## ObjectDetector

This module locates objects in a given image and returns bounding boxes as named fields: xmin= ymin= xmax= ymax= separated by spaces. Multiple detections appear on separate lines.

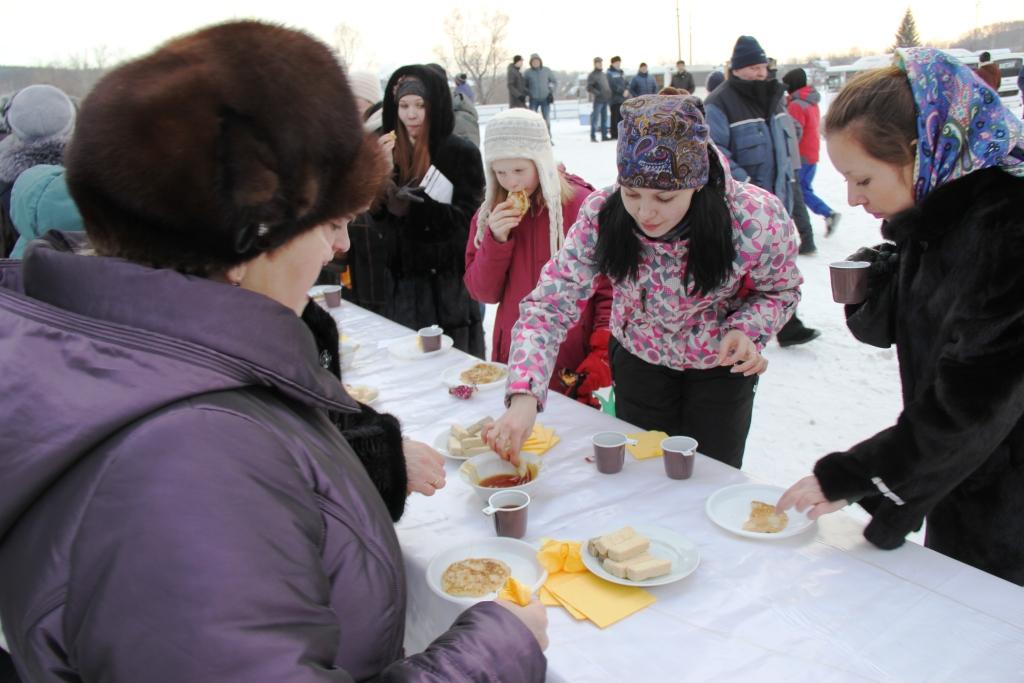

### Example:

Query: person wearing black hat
xmin=507 ymin=54 xmax=528 ymax=108
xmin=607 ymin=56 xmax=628 ymax=139
xmin=705 ymin=35 xmax=820 ymax=347
xmin=783 ymin=67 xmax=841 ymax=238
xmin=670 ymin=60 xmax=696 ymax=94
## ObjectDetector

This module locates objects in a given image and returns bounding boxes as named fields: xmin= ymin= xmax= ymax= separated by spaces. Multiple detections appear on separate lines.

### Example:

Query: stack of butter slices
xmin=588 ymin=526 xmax=671 ymax=581
xmin=447 ymin=417 xmax=495 ymax=457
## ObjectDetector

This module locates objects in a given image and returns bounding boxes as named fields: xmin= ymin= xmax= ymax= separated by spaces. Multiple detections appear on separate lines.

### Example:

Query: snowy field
xmin=478 ymin=91 xmax=1024 ymax=540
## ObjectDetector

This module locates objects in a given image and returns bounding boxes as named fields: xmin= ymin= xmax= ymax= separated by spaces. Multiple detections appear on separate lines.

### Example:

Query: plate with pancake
xmin=581 ymin=524 xmax=700 ymax=587
xmin=426 ymin=537 xmax=548 ymax=605
xmin=705 ymin=483 xmax=815 ymax=540
xmin=441 ymin=362 xmax=508 ymax=390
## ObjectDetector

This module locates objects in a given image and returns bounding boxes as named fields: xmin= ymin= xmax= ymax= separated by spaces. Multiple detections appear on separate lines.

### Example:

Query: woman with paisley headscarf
xmin=481 ymin=95 xmax=802 ymax=470
xmin=779 ymin=49 xmax=1024 ymax=586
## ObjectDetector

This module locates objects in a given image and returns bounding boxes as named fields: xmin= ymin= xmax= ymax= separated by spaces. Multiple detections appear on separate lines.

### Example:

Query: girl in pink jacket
xmin=464 ymin=108 xmax=613 ymax=406
xmin=483 ymin=95 xmax=802 ymax=468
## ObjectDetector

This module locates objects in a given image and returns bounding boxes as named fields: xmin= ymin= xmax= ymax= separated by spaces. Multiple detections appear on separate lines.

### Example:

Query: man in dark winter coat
xmin=705 ymin=35 xmax=819 ymax=346
xmin=670 ymin=60 xmax=696 ymax=93
xmin=607 ymin=55 xmax=627 ymax=139
xmin=627 ymin=62 xmax=658 ymax=96
xmin=586 ymin=57 xmax=612 ymax=142
xmin=508 ymin=54 xmax=528 ymax=107
xmin=524 ymin=53 xmax=557 ymax=134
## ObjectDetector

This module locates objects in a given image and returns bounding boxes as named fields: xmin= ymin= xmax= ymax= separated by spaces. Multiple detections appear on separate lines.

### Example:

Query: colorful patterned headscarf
xmin=896 ymin=47 xmax=1024 ymax=202
xmin=617 ymin=95 xmax=709 ymax=190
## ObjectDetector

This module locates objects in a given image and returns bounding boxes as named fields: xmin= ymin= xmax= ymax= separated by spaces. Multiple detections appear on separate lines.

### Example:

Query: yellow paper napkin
xmin=544 ymin=572 xmax=655 ymax=628
xmin=521 ymin=423 xmax=559 ymax=455
xmin=537 ymin=539 xmax=586 ymax=574
xmin=541 ymin=576 xmax=587 ymax=619
xmin=626 ymin=431 xmax=669 ymax=460
xmin=498 ymin=577 xmax=532 ymax=606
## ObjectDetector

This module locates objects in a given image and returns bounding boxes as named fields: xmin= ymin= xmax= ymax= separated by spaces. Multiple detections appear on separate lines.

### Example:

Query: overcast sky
xmin=3 ymin=0 xmax=1021 ymax=74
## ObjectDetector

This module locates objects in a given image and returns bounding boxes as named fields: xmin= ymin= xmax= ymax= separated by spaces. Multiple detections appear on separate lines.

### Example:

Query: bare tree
xmin=436 ymin=9 xmax=509 ymax=105
xmin=334 ymin=23 xmax=362 ymax=69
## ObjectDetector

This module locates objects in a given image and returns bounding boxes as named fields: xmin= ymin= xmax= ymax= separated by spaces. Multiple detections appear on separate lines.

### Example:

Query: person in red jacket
xmin=782 ymin=68 xmax=840 ymax=236
xmin=465 ymin=108 xmax=612 ymax=407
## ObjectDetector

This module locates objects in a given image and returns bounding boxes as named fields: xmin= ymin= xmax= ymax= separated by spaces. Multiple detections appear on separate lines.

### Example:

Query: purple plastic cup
xmin=661 ymin=436 xmax=698 ymax=480
xmin=483 ymin=490 xmax=530 ymax=539
xmin=418 ymin=325 xmax=443 ymax=352
xmin=322 ymin=285 xmax=342 ymax=308
xmin=592 ymin=431 xmax=636 ymax=474
xmin=829 ymin=261 xmax=871 ymax=304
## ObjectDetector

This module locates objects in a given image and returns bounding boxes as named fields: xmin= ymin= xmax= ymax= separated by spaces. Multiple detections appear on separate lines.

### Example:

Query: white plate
xmin=705 ymin=483 xmax=815 ymax=539
xmin=386 ymin=334 xmax=454 ymax=360
xmin=433 ymin=428 xmax=466 ymax=460
xmin=581 ymin=525 xmax=700 ymax=587
xmin=441 ymin=362 xmax=508 ymax=390
xmin=426 ymin=537 xmax=548 ymax=606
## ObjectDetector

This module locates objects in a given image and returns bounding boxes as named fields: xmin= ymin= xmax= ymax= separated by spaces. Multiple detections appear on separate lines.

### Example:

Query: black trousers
xmin=610 ymin=338 xmax=757 ymax=468
xmin=610 ymin=103 xmax=623 ymax=139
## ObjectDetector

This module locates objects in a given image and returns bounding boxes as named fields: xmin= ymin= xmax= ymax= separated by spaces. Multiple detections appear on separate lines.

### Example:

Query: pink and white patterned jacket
xmin=506 ymin=177 xmax=802 ymax=408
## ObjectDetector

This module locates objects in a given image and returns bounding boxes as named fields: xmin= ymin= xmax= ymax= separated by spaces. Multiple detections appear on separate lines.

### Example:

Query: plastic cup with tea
xmin=418 ymin=325 xmax=443 ymax=352
xmin=482 ymin=490 xmax=530 ymax=538
xmin=661 ymin=436 xmax=698 ymax=480
xmin=591 ymin=431 xmax=637 ymax=474
xmin=829 ymin=261 xmax=871 ymax=304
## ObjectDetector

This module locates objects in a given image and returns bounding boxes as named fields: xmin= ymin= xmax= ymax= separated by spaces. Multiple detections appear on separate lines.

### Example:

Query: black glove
xmin=386 ymin=183 xmax=426 ymax=217
xmin=848 ymin=243 xmax=899 ymax=292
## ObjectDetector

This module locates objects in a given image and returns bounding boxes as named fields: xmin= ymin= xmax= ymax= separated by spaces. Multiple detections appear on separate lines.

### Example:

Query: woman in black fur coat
xmin=372 ymin=64 xmax=486 ymax=358
xmin=779 ymin=49 xmax=1024 ymax=585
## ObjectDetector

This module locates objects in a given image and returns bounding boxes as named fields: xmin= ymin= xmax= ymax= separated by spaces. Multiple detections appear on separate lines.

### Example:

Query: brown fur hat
xmin=66 ymin=21 xmax=389 ymax=274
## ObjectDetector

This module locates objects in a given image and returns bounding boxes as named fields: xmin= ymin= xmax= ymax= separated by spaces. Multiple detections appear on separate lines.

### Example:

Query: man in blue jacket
xmin=705 ymin=35 xmax=818 ymax=346
xmin=627 ymin=63 xmax=658 ymax=96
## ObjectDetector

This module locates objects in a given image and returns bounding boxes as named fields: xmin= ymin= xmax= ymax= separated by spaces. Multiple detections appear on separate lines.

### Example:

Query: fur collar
xmin=882 ymin=167 xmax=1019 ymax=244
xmin=0 ymin=135 xmax=67 ymax=183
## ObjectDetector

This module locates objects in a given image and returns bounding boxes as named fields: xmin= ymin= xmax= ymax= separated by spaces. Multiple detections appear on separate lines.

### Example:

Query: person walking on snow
xmin=587 ymin=57 xmax=612 ymax=142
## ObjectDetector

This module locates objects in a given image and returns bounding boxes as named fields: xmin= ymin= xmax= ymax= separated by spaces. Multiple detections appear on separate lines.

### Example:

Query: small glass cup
xmin=482 ymin=490 xmax=530 ymax=538
xmin=418 ymin=325 xmax=443 ymax=352
xmin=661 ymin=436 xmax=698 ymax=480
xmin=592 ymin=431 xmax=637 ymax=474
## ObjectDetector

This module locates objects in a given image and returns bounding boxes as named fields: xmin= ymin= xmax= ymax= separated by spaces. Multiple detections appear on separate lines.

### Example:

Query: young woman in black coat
xmin=374 ymin=64 xmax=486 ymax=358
xmin=779 ymin=49 xmax=1024 ymax=585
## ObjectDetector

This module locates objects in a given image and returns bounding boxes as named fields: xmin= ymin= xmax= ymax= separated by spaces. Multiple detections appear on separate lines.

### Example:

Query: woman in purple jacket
xmin=0 ymin=21 xmax=547 ymax=682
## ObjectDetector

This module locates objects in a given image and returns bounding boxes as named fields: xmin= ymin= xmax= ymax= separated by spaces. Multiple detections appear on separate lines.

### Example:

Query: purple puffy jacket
xmin=0 ymin=239 xmax=545 ymax=682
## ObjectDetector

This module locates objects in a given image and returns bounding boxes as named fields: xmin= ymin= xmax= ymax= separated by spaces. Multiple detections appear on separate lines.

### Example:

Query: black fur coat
xmin=816 ymin=168 xmax=1024 ymax=585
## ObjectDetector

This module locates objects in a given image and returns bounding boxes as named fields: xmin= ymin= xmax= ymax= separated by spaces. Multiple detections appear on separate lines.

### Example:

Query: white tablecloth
xmin=333 ymin=302 xmax=1024 ymax=683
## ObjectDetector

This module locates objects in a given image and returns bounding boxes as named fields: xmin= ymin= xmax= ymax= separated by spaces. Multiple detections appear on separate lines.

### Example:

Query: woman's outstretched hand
xmin=481 ymin=394 xmax=538 ymax=466
xmin=718 ymin=329 xmax=768 ymax=376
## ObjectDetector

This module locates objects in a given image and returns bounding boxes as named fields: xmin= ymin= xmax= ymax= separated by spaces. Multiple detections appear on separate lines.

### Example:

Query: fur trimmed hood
xmin=381 ymin=64 xmax=455 ymax=157
xmin=0 ymin=135 xmax=68 ymax=184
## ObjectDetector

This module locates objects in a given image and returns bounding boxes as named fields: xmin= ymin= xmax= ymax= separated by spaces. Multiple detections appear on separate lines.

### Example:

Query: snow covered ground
xmin=480 ymin=92 xmax=931 ymax=537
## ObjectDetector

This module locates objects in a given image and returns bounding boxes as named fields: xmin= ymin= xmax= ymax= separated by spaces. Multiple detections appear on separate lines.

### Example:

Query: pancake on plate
xmin=442 ymin=557 xmax=511 ymax=597
xmin=459 ymin=363 xmax=506 ymax=385
xmin=742 ymin=500 xmax=788 ymax=533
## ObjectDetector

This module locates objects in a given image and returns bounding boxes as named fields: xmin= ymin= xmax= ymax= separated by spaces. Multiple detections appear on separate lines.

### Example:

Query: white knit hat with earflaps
xmin=475 ymin=108 xmax=563 ymax=256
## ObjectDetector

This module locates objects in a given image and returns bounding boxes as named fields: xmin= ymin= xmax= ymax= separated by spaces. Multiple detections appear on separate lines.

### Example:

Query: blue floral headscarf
xmin=896 ymin=47 xmax=1024 ymax=202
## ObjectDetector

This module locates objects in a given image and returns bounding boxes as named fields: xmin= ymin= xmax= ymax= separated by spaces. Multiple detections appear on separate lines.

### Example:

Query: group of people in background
xmin=1 ymin=20 xmax=1023 ymax=683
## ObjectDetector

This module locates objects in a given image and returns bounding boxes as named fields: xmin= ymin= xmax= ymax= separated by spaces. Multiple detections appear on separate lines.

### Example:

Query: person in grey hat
xmin=0 ymin=84 xmax=76 ymax=256
xmin=586 ymin=57 xmax=612 ymax=142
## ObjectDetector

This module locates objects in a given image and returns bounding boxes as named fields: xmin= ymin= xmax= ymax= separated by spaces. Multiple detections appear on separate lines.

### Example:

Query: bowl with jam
xmin=458 ymin=451 xmax=543 ymax=502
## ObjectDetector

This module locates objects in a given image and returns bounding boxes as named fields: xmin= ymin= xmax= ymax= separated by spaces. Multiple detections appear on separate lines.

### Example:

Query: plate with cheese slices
xmin=705 ymin=483 xmax=815 ymax=539
xmin=433 ymin=417 xmax=495 ymax=460
xmin=581 ymin=525 xmax=700 ymax=587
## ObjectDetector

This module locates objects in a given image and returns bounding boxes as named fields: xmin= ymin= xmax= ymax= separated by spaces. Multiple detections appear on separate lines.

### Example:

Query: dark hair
xmin=979 ymin=51 xmax=991 ymax=62
xmin=639 ymin=62 xmax=648 ymax=68
xmin=594 ymin=151 xmax=734 ymax=294
xmin=513 ymin=54 xmax=523 ymax=63
xmin=611 ymin=55 xmax=621 ymax=63
xmin=824 ymin=66 xmax=917 ymax=168
xmin=676 ymin=60 xmax=685 ymax=66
